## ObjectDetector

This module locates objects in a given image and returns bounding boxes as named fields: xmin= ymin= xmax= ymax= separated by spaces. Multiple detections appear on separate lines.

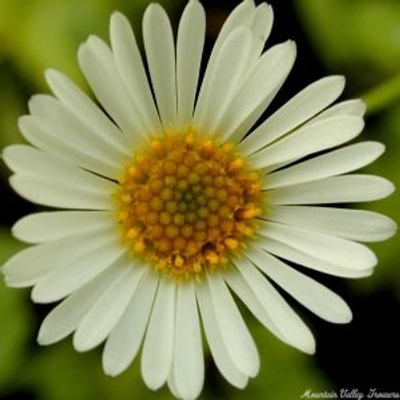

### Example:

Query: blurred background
xmin=0 ymin=0 xmax=399 ymax=399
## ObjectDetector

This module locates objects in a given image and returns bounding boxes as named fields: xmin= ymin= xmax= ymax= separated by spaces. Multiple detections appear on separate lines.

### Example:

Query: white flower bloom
xmin=2 ymin=1 xmax=397 ymax=399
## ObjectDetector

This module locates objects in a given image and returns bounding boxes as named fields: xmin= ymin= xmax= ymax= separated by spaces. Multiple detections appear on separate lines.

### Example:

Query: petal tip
xmin=44 ymin=68 xmax=59 ymax=82
xmin=388 ymin=219 xmax=398 ymax=238
xmin=110 ymin=10 xmax=130 ymax=32
xmin=303 ymin=336 xmax=316 ymax=355
xmin=144 ymin=2 xmax=165 ymax=19
xmin=72 ymin=334 xmax=92 ymax=353
xmin=37 ymin=329 xmax=55 ymax=346
xmin=102 ymin=362 xmax=121 ymax=378
xmin=341 ymin=311 xmax=353 ymax=325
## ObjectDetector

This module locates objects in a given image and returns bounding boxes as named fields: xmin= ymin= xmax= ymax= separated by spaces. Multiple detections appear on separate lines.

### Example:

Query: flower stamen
xmin=115 ymin=128 xmax=263 ymax=281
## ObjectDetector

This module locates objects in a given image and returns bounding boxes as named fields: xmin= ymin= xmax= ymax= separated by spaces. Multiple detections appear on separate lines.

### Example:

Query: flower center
xmin=115 ymin=127 xmax=263 ymax=281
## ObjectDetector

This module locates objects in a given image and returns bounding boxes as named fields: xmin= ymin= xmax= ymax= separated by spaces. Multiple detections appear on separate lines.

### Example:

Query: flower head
xmin=2 ymin=1 xmax=396 ymax=399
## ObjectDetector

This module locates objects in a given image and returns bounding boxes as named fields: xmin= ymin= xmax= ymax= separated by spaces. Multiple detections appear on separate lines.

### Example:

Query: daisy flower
xmin=2 ymin=1 xmax=397 ymax=399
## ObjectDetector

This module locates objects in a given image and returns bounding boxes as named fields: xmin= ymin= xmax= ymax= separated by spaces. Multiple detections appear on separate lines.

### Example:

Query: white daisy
xmin=2 ymin=1 xmax=397 ymax=399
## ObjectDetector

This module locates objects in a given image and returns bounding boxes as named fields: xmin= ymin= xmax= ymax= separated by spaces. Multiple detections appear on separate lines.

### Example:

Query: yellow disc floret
xmin=115 ymin=127 xmax=263 ymax=281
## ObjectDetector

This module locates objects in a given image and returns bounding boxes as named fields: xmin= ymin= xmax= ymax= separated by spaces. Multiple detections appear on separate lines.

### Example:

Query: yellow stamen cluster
xmin=115 ymin=128 xmax=263 ymax=281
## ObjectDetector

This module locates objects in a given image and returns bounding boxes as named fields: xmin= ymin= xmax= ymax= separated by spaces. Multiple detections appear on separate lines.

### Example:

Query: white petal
xmin=245 ymin=3 xmax=274 ymax=71
xmin=31 ymin=231 xmax=126 ymax=303
xmin=73 ymin=262 xmax=146 ymax=352
xmin=103 ymin=273 xmax=158 ymax=376
xmin=142 ymin=4 xmax=177 ymax=127
xmin=26 ymin=94 xmax=125 ymax=178
xmin=258 ymin=220 xmax=377 ymax=271
xmin=268 ymin=174 xmax=395 ymax=205
xmin=37 ymin=261 xmax=124 ymax=345
xmin=233 ymin=255 xmax=316 ymax=354
xmin=208 ymin=0 xmax=255 ymax=58
xmin=176 ymin=0 xmax=206 ymax=126
xmin=78 ymin=36 xmax=148 ymax=147
xmin=309 ymin=99 xmax=366 ymax=123
xmin=248 ymin=115 xmax=364 ymax=169
xmin=29 ymin=95 xmax=127 ymax=178
xmin=218 ymin=40 xmax=296 ymax=144
xmin=3 ymin=232 xmax=104 ymax=288
xmin=238 ymin=75 xmax=346 ymax=156
xmin=263 ymin=141 xmax=385 ymax=189
xmin=3 ymin=145 xmax=113 ymax=189
xmin=172 ymin=280 xmax=204 ymax=400
xmin=167 ymin=372 xmax=180 ymax=400
xmin=194 ymin=27 xmax=253 ymax=135
xmin=195 ymin=281 xmax=249 ymax=389
xmin=45 ymin=69 xmax=130 ymax=153
xmin=266 ymin=100 xmax=365 ymax=163
xmin=194 ymin=0 xmax=255 ymax=120
xmin=141 ymin=277 xmax=175 ymax=390
xmin=2 ymin=242 xmax=59 ymax=288
xmin=9 ymin=175 xmax=111 ymax=210
xmin=246 ymin=247 xmax=352 ymax=323
xmin=268 ymin=205 xmax=397 ymax=242
xmin=206 ymin=272 xmax=259 ymax=377
xmin=258 ymin=237 xmax=374 ymax=279
xmin=4 ymin=145 xmax=114 ymax=210
xmin=19 ymin=115 xmax=120 ymax=180
xmin=224 ymin=269 xmax=285 ymax=341
xmin=110 ymin=12 xmax=161 ymax=133
xmin=12 ymin=211 xmax=113 ymax=244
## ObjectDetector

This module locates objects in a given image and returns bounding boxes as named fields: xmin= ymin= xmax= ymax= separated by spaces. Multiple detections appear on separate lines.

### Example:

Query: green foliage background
xmin=0 ymin=1 xmax=399 ymax=399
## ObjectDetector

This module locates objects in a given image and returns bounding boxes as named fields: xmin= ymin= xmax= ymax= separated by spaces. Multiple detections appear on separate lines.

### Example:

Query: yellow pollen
xmin=235 ymin=205 xmax=261 ymax=220
xmin=204 ymin=249 xmax=219 ymax=264
xmin=224 ymin=237 xmax=239 ymax=250
xmin=228 ymin=158 xmax=245 ymax=173
xmin=115 ymin=129 xmax=263 ymax=281
xmin=174 ymin=255 xmax=184 ymax=268
xmin=126 ymin=228 xmax=139 ymax=240
xmin=127 ymin=166 xmax=138 ymax=177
